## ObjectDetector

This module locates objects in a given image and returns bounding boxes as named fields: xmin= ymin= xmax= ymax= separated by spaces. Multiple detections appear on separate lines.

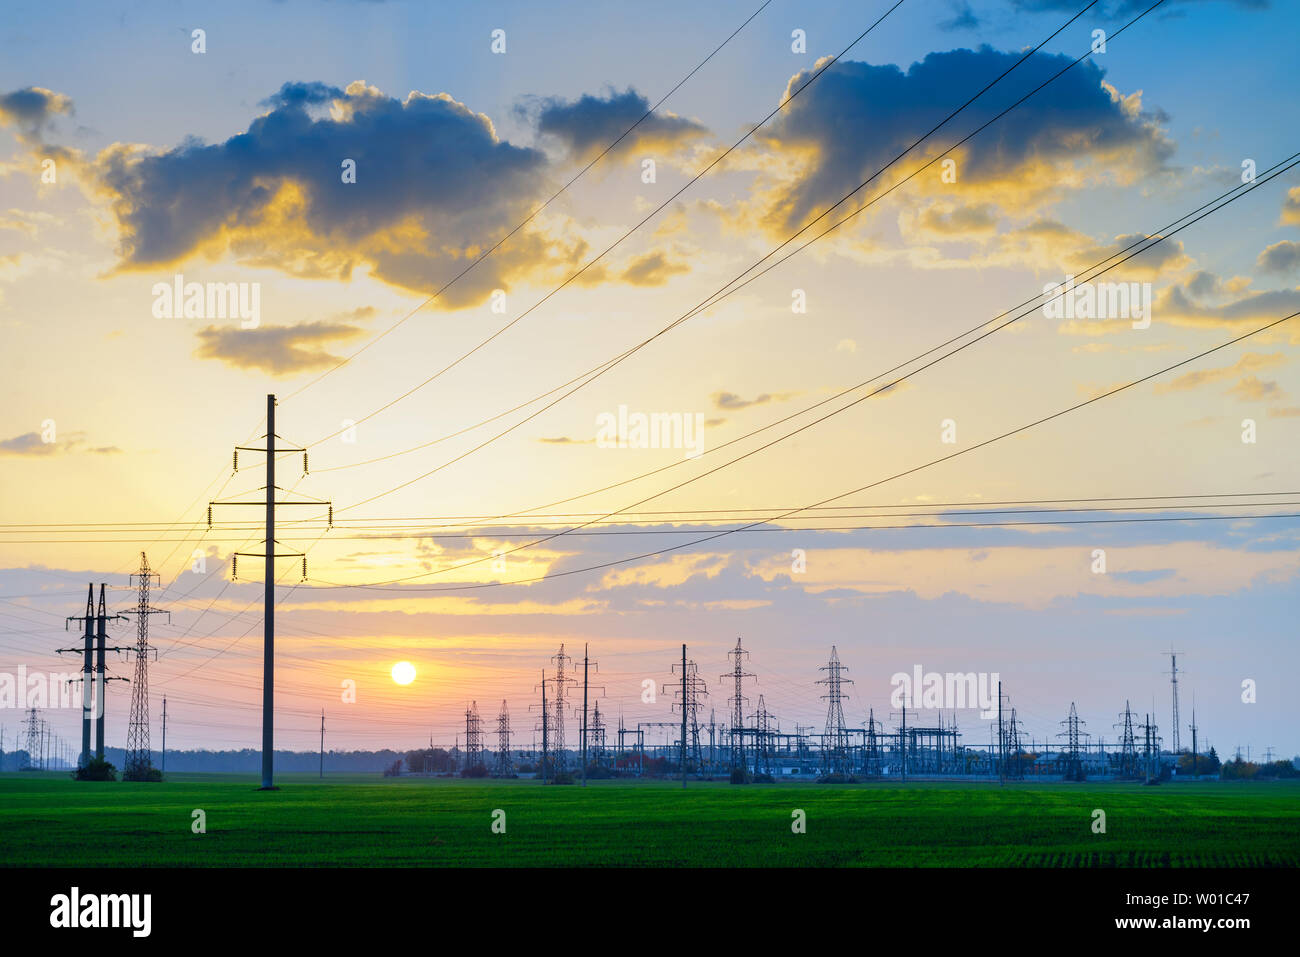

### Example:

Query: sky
xmin=0 ymin=0 xmax=1297 ymax=761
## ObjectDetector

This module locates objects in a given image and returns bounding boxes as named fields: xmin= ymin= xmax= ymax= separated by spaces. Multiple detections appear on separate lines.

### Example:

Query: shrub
xmin=72 ymin=758 xmax=117 ymax=781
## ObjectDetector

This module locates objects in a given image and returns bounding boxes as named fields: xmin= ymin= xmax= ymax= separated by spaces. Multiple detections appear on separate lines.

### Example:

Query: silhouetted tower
xmin=124 ymin=554 xmax=168 ymax=780
xmin=464 ymin=700 xmax=484 ymax=771
xmin=1188 ymin=698 xmax=1199 ymax=776
xmin=749 ymin=695 xmax=776 ymax=774
xmin=21 ymin=707 xmax=39 ymax=770
xmin=671 ymin=654 xmax=708 ymax=774
xmin=1138 ymin=713 xmax=1161 ymax=782
xmin=493 ymin=700 xmax=512 ymax=776
xmin=721 ymin=637 xmax=755 ymax=771
xmin=863 ymin=708 xmax=883 ymax=776
xmin=1165 ymin=648 xmax=1183 ymax=753
xmin=529 ymin=672 xmax=550 ymax=783
xmin=1115 ymin=701 xmax=1138 ymax=777
xmin=550 ymin=645 xmax=574 ymax=771
xmin=817 ymin=646 xmax=853 ymax=773
xmin=1057 ymin=702 xmax=1088 ymax=781
xmin=1006 ymin=707 xmax=1024 ymax=779
xmin=589 ymin=701 xmax=606 ymax=768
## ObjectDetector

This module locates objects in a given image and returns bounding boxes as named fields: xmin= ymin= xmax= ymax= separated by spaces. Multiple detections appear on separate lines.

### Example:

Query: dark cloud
xmin=194 ymin=320 xmax=366 ymax=375
xmin=1257 ymin=240 xmax=1300 ymax=275
xmin=0 ymin=86 xmax=73 ymax=139
xmin=530 ymin=88 xmax=707 ymax=161
xmin=621 ymin=251 xmax=689 ymax=286
xmin=939 ymin=1 xmax=981 ymax=31
xmin=0 ymin=430 xmax=113 ymax=456
xmin=95 ymin=81 xmax=555 ymax=306
xmin=711 ymin=390 xmax=798 ymax=411
xmin=1012 ymin=0 xmax=1266 ymax=12
xmin=758 ymin=48 xmax=1172 ymax=231
xmin=0 ymin=432 xmax=55 ymax=456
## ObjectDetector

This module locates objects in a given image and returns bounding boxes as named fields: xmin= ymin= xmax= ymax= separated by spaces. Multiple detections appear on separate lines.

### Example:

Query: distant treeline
xmin=0 ymin=747 xmax=406 ymax=773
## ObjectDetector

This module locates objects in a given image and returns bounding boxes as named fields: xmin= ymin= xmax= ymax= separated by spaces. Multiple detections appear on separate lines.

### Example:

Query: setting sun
xmin=390 ymin=661 xmax=417 ymax=686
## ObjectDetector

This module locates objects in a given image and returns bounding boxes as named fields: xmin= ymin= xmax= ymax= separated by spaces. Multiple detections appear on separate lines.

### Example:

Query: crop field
xmin=1 ymin=773 xmax=1296 ymax=867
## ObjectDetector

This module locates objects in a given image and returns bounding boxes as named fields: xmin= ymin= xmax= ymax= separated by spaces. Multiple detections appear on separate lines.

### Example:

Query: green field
xmin=1 ymin=773 xmax=1296 ymax=867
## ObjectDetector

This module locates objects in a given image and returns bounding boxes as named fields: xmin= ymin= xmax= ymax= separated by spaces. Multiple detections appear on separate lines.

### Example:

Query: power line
xmin=308 ymin=0 xmax=1111 ymax=497
xmin=7 ymin=503 xmax=1300 ymax=543
xmin=281 ymin=0 xmax=776 ymax=403
xmin=8 ymin=488 xmax=1300 ymax=528
xmin=306 ymin=151 xmax=1297 ymax=589
xmin=309 ymin=306 xmax=1300 ymax=591
xmin=294 ymin=0 xmax=913 ymax=451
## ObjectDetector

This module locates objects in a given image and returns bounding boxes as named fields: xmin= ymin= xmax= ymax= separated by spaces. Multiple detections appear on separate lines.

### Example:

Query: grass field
xmin=1 ymin=773 xmax=1296 ymax=867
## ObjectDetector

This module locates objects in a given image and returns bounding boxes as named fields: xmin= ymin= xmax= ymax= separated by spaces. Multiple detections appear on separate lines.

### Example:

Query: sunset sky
xmin=1 ymin=0 xmax=1297 ymax=760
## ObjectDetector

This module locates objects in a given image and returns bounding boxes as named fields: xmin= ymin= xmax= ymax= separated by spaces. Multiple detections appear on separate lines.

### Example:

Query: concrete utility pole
xmin=582 ymin=646 xmax=588 ymax=787
xmin=319 ymin=710 xmax=325 ymax=779
xmin=262 ymin=394 xmax=276 ymax=790
xmin=161 ymin=697 xmax=167 ymax=775
xmin=75 ymin=585 xmax=93 ymax=767
xmin=59 ymin=585 xmax=127 ymax=765
xmin=211 ymin=394 xmax=328 ymax=791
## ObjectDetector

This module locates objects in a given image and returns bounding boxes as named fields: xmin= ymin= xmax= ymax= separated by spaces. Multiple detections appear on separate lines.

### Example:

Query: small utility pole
xmin=161 ymin=696 xmax=167 ymax=775
xmin=319 ymin=710 xmax=325 ymax=779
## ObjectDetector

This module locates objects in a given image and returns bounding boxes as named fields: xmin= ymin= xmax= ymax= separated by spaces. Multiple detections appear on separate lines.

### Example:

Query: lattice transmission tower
xmin=495 ymin=700 xmax=512 ymax=776
xmin=863 ymin=707 xmax=883 ymax=776
xmin=749 ymin=695 xmax=776 ymax=775
xmin=1057 ymin=702 xmax=1089 ymax=781
xmin=550 ymin=645 xmax=574 ymax=771
xmin=21 ymin=707 xmax=40 ymax=770
xmin=1115 ymin=701 xmax=1139 ymax=777
xmin=817 ymin=646 xmax=853 ymax=774
xmin=464 ymin=700 xmax=484 ymax=772
xmin=671 ymin=654 xmax=708 ymax=773
xmin=124 ymin=553 xmax=168 ymax=780
xmin=721 ymin=637 xmax=755 ymax=771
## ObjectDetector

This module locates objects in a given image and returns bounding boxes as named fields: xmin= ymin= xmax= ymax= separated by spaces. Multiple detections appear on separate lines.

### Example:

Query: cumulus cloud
xmin=754 ymin=49 xmax=1172 ymax=235
xmin=91 ymin=81 xmax=571 ymax=306
xmin=0 ymin=86 xmax=73 ymax=141
xmin=1154 ymin=351 xmax=1285 ymax=393
xmin=530 ymin=88 xmax=707 ymax=162
xmin=1282 ymin=186 xmax=1300 ymax=226
xmin=1153 ymin=276 xmax=1300 ymax=334
xmin=194 ymin=319 xmax=367 ymax=375
xmin=621 ymin=251 xmax=689 ymax=286
xmin=1257 ymin=240 xmax=1300 ymax=275
xmin=1225 ymin=374 xmax=1286 ymax=402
